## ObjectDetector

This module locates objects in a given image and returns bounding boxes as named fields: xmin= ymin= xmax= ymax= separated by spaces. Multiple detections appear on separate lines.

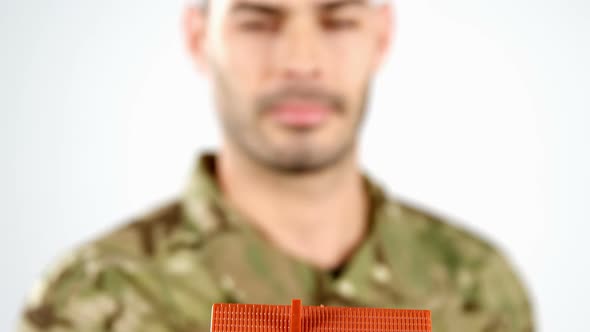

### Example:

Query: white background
xmin=1 ymin=0 xmax=588 ymax=331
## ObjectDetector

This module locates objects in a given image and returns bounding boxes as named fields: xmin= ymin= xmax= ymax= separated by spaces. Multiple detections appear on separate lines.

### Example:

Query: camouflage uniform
xmin=18 ymin=154 xmax=534 ymax=332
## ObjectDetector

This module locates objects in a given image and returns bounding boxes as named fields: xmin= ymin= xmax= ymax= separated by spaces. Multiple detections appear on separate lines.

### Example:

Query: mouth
xmin=268 ymin=101 xmax=335 ymax=129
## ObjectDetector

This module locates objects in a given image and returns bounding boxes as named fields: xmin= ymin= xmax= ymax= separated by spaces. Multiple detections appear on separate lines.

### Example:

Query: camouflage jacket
xmin=18 ymin=154 xmax=534 ymax=332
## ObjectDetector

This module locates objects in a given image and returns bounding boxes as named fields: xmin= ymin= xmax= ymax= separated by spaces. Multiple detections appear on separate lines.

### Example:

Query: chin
xmin=259 ymin=144 xmax=351 ymax=174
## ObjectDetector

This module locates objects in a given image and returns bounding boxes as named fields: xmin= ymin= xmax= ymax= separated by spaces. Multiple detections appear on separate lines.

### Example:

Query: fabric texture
xmin=18 ymin=153 xmax=534 ymax=332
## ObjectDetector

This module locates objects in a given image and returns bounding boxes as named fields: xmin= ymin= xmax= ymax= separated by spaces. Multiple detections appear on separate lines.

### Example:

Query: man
xmin=18 ymin=0 xmax=534 ymax=331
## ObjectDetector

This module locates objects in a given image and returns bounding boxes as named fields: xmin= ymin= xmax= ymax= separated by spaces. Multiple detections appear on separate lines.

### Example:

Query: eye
xmin=238 ymin=19 xmax=280 ymax=33
xmin=323 ymin=18 xmax=360 ymax=31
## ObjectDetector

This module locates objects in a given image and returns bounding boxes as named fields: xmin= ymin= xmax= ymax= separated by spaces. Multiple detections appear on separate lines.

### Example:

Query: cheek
xmin=328 ymin=34 xmax=375 ymax=81
xmin=324 ymin=35 xmax=375 ymax=112
xmin=225 ymin=34 xmax=273 ymax=89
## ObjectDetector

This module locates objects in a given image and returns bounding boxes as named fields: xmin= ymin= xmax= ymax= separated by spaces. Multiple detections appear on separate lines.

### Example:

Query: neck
xmin=217 ymin=143 xmax=369 ymax=270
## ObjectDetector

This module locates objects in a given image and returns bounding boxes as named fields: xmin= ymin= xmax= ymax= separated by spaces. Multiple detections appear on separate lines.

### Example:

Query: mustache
xmin=256 ymin=86 xmax=346 ymax=115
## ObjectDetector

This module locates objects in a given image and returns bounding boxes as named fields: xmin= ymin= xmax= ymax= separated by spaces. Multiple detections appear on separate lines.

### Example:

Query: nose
xmin=276 ymin=18 xmax=323 ymax=82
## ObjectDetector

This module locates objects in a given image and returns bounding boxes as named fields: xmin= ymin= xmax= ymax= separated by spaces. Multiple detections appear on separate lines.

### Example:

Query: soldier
xmin=18 ymin=0 xmax=534 ymax=331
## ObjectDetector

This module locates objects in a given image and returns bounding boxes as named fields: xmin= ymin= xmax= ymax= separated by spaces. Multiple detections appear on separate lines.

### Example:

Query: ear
xmin=371 ymin=4 xmax=394 ymax=72
xmin=183 ymin=5 xmax=209 ymax=73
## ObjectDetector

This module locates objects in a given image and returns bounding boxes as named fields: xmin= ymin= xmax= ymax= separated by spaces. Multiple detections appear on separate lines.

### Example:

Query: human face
xmin=185 ymin=0 xmax=392 ymax=173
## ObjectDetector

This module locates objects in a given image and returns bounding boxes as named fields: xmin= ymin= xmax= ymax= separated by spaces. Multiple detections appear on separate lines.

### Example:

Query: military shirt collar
xmin=181 ymin=152 xmax=389 ymax=233
xmin=180 ymin=152 xmax=396 ymax=305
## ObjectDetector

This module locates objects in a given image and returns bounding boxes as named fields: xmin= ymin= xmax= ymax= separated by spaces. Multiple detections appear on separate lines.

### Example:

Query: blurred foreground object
xmin=211 ymin=299 xmax=432 ymax=332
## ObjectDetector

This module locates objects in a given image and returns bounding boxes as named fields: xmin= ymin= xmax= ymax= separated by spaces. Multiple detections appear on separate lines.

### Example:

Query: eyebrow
xmin=230 ymin=0 xmax=368 ymax=16
xmin=318 ymin=0 xmax=367 ymax=11
xmin=230 ymin=1 xmax=285 ymax=16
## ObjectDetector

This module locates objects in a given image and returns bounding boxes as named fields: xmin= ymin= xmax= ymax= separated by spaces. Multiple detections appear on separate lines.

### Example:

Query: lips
xmin=269 ymin=102 xmax=334 ymax=128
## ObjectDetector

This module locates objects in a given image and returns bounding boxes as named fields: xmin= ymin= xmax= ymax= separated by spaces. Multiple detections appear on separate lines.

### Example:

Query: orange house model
xmin=211 ymin=299 xmax=432 ymax=332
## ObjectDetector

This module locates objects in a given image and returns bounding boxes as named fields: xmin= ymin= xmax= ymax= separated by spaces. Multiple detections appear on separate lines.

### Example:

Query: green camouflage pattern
xmin=18 ymin=154 xmax=534 ymax=332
